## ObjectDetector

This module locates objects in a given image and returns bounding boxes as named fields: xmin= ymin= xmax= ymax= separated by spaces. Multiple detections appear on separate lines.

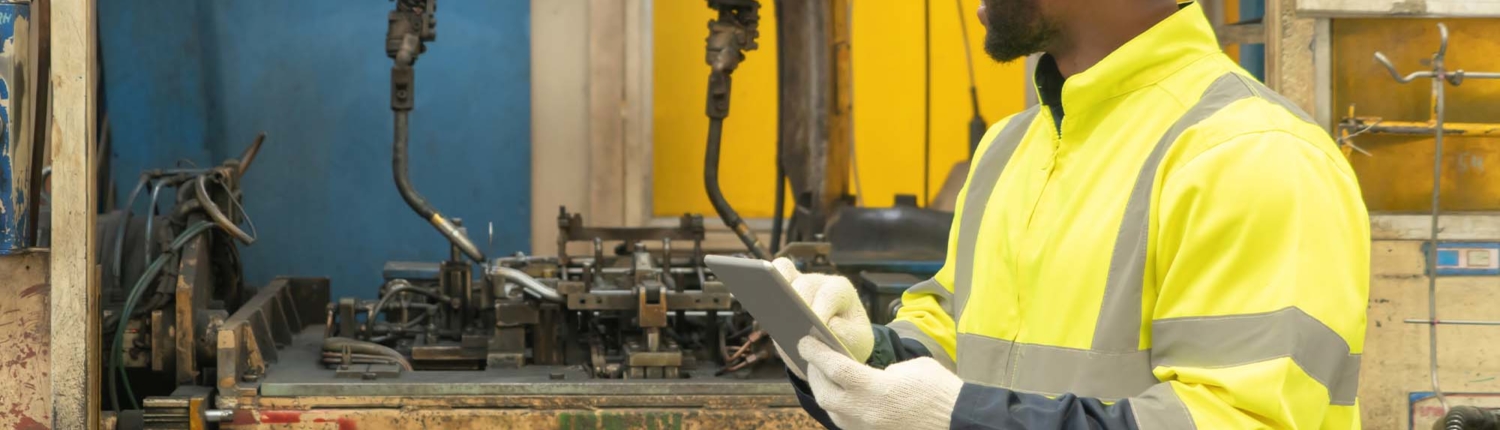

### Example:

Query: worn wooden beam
xmin=621 ymin=0 xmax=653 ymax=227
xmin=1297 ymin=0 xmax=1500 ymax=17
xmin=588 ymin=0 xmax=627 ymax=227
xmin=529 ymin=0 xmax=591 ymax=254
xmin=0 ymin=252 xmax=52 ymax=429
xmin=1264 ymin=0 xmax=1318 ymax=115
xmin=49 ymin=0 xmax=98 ymax=428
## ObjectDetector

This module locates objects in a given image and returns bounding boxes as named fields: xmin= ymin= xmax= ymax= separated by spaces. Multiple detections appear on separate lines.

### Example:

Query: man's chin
xmin=983 ymin=41 xmax=1036 ymax=63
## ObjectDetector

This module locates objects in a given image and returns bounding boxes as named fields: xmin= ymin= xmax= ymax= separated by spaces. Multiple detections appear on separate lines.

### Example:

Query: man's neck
xmin=1046 ymin=0 xmax=1181 ymax=77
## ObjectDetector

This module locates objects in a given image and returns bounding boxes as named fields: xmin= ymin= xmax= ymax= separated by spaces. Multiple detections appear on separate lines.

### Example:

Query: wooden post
xmin=621 ymin=0 xmax=652 ymax=227
xmin=588 ymin=0 xmax=627 ymax=227
xmin=49 ymin=0 xmax=97 ymax=428
xmin=1264 ymin=0 xmax=1317 ymax=114
xmin=529 ymin=0 xmax=591 ymax=255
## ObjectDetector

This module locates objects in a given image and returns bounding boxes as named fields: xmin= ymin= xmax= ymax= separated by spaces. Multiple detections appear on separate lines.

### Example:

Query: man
xmin=779 ymin=0 xmax=1369 ymax=428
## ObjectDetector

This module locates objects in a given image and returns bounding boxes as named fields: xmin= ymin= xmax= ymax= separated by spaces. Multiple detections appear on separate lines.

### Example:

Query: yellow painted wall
xmin=653 ymin=0 xmax=1030 ymax=217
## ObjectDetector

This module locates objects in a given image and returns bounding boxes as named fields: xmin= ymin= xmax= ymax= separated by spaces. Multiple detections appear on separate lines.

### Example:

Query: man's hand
xmin=770 ymin=258 xmax=875 ymax=366
xmin=799 ymin=336 xmax=962 ymax=430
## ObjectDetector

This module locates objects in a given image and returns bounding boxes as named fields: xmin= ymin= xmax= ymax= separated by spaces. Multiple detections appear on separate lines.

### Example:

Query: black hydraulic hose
xmin=770 ymin=0 xmax=787 ymax=256
xmin=705 ymin=118 xmax=769 ymax=260
xmin=393 ymin=111 xmax=485 ymax=262
xmin=771 ymin=160 xmax=786 ymax=255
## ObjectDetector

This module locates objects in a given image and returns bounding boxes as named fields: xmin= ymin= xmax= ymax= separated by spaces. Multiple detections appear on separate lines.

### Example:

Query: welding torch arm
xmin=392 ymin=110 xmax=484 ymax=262
xmin=388 ymin=25 xmax=485 ymax=263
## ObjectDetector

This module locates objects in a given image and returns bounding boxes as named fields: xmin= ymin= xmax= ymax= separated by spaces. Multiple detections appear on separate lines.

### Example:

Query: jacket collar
xmin=1035 ymin=2 xmax=1221 ymax=121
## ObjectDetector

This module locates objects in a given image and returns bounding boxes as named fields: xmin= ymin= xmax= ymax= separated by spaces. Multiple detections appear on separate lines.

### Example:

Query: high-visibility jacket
xmin=886 ymin=3 xmax=1369 ymax=429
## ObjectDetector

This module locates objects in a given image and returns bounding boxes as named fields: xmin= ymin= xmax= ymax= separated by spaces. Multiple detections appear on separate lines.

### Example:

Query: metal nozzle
xmin=430 ymin=214 xmax=485 ymax=262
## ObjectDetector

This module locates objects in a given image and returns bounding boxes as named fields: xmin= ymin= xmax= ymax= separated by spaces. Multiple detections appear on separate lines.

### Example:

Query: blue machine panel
xmin=1424 ymin=242 xmax=1500 ymax=276
xmin=100 ymin=2 xmax=533 ymax=298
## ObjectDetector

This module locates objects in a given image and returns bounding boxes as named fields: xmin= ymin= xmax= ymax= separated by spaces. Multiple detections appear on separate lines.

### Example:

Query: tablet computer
xmin=704 ymin=255 xmax=855 ymax=376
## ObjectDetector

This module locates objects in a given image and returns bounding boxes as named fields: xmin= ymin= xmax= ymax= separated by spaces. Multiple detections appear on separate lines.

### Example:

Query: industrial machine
xmin=96 ymin=134 xmax=266 ymax=425
xmin=91 ymin=0 xmax=959 ymax=427
xmin=98 ymin=1 xmax=824 ymax=428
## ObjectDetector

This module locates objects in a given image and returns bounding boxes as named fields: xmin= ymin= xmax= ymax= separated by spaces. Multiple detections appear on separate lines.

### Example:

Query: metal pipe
xmin=203 ymin=409 xmax=235 ymax=423
xmin=321 ymin=337 xmax=413 ymax=371
xmin=237 ymin=132 xmax=265 ymax=178
xmin=1405 ymin=319 xmax=1500 ymax=326
xmin=771 ymin=0 xmax=788 ymax=256
xmin=1342 ymin=121 xmax=1500 ymax=136
xmin=195 ymin=175 xmax=255 ymax=244
xmin=371 ymin=280 xmax=455 ymax=318
xmin=491 ymin=266 xmax=565 ymax=303
xmin=563 ymin=267 xmax=707 ymax=275
xmin=705 ymin=118 xmax=769 ymax=259
xmin=772 ymin=148 xmax=787 ymax=255
xmin=1458 ymin=71 xmax=1500 ymax=80
xmin=1427 ymin=30 xmax=1449 ymax=410
xmin=1365 ymin=23 xmax=1500 ymax=411
xmin=393 ymin=110 xmax=485 ymax=262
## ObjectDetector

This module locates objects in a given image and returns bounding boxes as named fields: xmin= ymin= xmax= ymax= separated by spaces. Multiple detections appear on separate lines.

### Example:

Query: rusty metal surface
xmin=225 ymin=407 xmax=821 ymax=430
xmin=0 ymin=251 xmax=50 ymax=429
xmin=217 ymin=278 xmax=330 ymax=408
xmin=257 ymin=328 xmax=797 ymax=398
xmin=174 ymin=235 xmax=209 ymax=384
xmin=565 ymin=290 xmax=732 ymax=311
xmin=1335 ymin=18 xmax=1500 ymax=211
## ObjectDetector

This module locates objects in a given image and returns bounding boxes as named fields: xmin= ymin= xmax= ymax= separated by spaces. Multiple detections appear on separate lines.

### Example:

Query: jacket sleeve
xmin=951 ymin=131 xmax=1368 ymax=429
xmin=884 ymin=116 xmax=1020 ymax=371
xmin=1131 ymin=130 xmax=1367 ymax=428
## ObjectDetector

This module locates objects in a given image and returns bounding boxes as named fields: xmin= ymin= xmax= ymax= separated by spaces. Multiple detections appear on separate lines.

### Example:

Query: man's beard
xmin=982 ymin=0 xmax=1061 ymax=62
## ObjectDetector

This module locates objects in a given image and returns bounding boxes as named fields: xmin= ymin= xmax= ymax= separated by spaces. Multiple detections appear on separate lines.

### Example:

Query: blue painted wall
xmin=100 ymin=2 xmax=532 ymax=298
xmin=1239 ymin=0 xmax=1266 ymax=81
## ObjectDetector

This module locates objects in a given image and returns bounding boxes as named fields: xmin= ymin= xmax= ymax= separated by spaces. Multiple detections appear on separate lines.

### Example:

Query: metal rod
xmin=563 ymin=267 xmax=708 ymax=275
xmin=195 ymin=175 xmax=255 ymax=244
xmin=1404 ymin=319 xmax=1500 ymax=326
xmin=1427 ymin=30 xmax=1448 ymax=409
xmin=491 ymin=266 xmax=565 ymax=303
xmin=1342 ymin=121 xmax=1500 ymax=136
xmin=1367 ymin=23 xmax=1498 ymax=411
xmin=1459 ymin=72 xmax=1500 ymax=80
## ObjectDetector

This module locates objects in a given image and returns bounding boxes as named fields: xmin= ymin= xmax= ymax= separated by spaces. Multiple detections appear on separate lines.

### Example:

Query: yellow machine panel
xmin=1336 ymin=19 xmax=1500 ymax=211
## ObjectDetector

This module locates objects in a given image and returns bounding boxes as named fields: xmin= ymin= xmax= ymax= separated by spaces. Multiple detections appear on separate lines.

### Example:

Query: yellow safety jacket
xmin=889 ymin=3 xmax=1369 ymax=429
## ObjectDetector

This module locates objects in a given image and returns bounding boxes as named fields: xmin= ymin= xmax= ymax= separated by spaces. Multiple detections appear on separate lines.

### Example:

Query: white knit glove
xmin=770 ymin=258 xmax=875 ymax=378
xmin=799 ymin=336 xmax=963 ymax=430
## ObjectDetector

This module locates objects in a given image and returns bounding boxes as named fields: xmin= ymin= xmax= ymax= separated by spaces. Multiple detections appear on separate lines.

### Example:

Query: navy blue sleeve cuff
xmin=951 ymin=383 xmax=1138 ymax=430
xmin=789 ymin=369 xmax=843 ymax=430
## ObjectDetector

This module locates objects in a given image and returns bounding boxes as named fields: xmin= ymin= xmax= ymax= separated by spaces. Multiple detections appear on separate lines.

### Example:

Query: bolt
xmin=363 ymin=372 xmax=379 ymax=380
xmin=241 ymin=373 xmax=260 ymax=382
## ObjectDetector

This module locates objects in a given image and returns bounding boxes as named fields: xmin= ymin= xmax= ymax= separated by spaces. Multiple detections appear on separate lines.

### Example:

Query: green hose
xmin=111 ymin=221 xmax=215 ymax=410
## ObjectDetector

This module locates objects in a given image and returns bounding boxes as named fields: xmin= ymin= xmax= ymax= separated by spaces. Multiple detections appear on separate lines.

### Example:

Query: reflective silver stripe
xmin=1153 ymin=307 xmax=1362 ymax=405
xmin=1092 ymin=73 xmax=1264 ymax=352
xmin=953 ymin=107 xmax=1041 ymax=322
xmin=945 ymin=72 xmax=1350 ymax=411
xmin=904 ymin=278 xmax=953 ymax=315
xmin=955 ymin=333 xmax=1014 ymax=390
xmin=889 ymin=319 xmax=955 ymax=371
xmin=1130 ymin=383 xmax=1198 ymax=430
xmin=893 ymin=278 xmax=957 ymax=370
xmin=958 ymin=334 xmax=1157 ymax=401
